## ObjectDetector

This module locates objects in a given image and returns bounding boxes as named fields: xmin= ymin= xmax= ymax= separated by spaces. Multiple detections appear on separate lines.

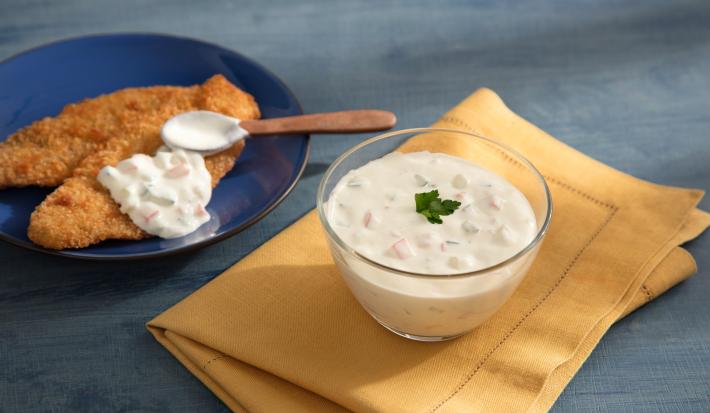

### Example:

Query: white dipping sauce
xmin=324 ymin=151 xmax=540 ymax=338
xmin=326 ymin=151 xmax=536 ymax=274
xmin=161 ymin=111 xmax=248 ymax=152
xmin=98 ymin=148 xmax=213 ymax=239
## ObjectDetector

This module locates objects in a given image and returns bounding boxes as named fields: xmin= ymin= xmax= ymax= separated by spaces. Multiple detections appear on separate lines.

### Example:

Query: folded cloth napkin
xmin=148 ymin=89 xmax=710 ymax=413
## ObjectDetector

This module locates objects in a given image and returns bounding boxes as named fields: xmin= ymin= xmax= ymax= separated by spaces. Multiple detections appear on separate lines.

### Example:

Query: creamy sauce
xmin=333 ymin=250 xmax=537 ymax=338
xmin=326 ymin=151 xmax=537 ymax=274
xmin=324 ymin=151 xmax=541 ymax=338
xmin=97 ymin=147 xmax=213 ymax=239
xmin=99 ymin=110 xmax=249 ymax=239
xmin=161 ymin=110 xmax=248 ymax=152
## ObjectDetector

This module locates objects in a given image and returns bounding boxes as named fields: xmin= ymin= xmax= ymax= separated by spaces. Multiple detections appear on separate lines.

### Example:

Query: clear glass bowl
xmin=316 ymin=128 xmax=552 ymax=341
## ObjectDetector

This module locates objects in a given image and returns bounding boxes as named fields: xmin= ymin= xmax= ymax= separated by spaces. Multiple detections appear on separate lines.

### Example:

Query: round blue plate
xmin=0 ymin=34 xmax=309 ymax=260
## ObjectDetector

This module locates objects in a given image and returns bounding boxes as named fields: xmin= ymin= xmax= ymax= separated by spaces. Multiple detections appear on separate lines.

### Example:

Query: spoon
xmin=161 ymin=109 xmax=397 ymax=155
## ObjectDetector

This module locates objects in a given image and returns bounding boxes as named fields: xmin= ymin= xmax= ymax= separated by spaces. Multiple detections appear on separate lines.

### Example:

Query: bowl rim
xmin=316 ymin=127 xmax=553 ymax=279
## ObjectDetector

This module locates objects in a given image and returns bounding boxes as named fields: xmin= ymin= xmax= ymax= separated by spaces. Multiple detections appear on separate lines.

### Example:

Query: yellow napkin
xmin=148 ymin=89 xmax=710 ymax=413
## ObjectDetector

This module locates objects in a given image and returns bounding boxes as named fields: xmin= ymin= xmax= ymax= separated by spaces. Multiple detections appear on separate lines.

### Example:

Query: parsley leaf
xmin=414 ymin=190 xmax=461 ymax=224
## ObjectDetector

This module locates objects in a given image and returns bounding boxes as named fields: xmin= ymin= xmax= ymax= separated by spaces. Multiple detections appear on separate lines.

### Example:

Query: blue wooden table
xmin=1 ymin=1 xmax=708 ymax=411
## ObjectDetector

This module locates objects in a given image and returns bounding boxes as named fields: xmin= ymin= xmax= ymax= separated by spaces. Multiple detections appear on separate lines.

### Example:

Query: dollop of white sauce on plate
xmin=98 ymin=147 xmax=212 ymax=239
xmin=326 ymin=151 xmax=537 ymax=274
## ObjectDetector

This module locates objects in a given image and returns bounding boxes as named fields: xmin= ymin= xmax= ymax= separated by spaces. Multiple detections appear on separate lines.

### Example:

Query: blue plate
xmin=0 ymin=34 xmax=309 ymax=260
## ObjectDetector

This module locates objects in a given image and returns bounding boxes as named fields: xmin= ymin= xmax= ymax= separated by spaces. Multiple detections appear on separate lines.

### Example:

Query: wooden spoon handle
xmin=239 ymin=110 xmax=397 ymax=136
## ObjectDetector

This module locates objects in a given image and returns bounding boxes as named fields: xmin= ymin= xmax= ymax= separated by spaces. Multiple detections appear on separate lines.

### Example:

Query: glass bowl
xmin=316 ymin=128 xmax=552 ymax=341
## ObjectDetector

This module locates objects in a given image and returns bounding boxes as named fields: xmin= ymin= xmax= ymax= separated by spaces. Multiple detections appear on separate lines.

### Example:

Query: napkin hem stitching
xmin=440 ymin=116 xmax=528 ymax=171
xmin=640 ymin=284 xmax=655 ymax=302
xmin=202 ymin=354 xmax=226 ymax=370
xmin=439 ymin=115 xmax=617 ymax=209
xmin=429 ymin=196 xmax=619 ymax=412
xmin=543 ymin=176 xmax=616 ymax=209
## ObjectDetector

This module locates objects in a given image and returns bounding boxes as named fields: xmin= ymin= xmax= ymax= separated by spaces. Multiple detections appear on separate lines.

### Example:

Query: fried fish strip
xmin=1 ymin=82 xmax=203 ymax=188
xmin=27 ymin=75 xmax=260 ymax=249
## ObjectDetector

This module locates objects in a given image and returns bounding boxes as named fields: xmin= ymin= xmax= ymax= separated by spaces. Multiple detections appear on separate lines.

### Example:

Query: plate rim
xmin=0 ymin=32 xmax=311 ymax=260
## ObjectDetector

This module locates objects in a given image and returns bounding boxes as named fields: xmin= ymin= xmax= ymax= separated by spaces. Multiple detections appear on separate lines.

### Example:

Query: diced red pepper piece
xmin=118 ymin=162 xmax=138 ymax=173
xmin=194 ymin=203 xmax=208 ymax=217
xmin=144 ymin=210 xmax=159 ymax=222
xmin=363 ymin=211 xmax=372 ymax=227
xmin=165 ymin=164 xmax=190 ymax=179
xmin=390 ymin=238 xmax=414 ymax=259
xmin=489 ymin=195 xmax=505 ymax=210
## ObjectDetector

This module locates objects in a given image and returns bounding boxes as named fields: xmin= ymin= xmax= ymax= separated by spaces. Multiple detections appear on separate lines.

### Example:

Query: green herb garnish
xmin=414 ymin=190 xmax=461 ymax=224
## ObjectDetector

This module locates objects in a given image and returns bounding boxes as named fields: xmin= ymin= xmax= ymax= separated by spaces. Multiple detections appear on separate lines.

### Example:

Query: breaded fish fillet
xmin=1 ymin=81 xmax=201 ymax=188
xmin=27 ymin=75 xmax=260 ymax=249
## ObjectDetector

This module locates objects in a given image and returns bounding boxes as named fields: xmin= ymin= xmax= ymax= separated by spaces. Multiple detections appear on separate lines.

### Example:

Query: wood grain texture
xmin=241 ymin=110 xmax=397 ymax=135
xmin=0 ymin=0 xmax=708 ymax=412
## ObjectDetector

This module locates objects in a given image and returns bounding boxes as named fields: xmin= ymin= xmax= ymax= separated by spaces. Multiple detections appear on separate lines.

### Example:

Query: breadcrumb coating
xmin=25 ymin=75 xmax=259 ymax=249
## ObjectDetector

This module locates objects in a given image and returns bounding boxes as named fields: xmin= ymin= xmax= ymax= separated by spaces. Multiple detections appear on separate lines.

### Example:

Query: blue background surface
xmin=1 ymin=1 xmax=708 ymax=411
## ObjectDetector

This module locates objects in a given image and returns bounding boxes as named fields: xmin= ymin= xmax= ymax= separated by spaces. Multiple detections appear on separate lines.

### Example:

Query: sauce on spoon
xmin=161 ymin=110 xmax=248 ymax=153
xmin=99 ymin=109 xmax=397 ymax=239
